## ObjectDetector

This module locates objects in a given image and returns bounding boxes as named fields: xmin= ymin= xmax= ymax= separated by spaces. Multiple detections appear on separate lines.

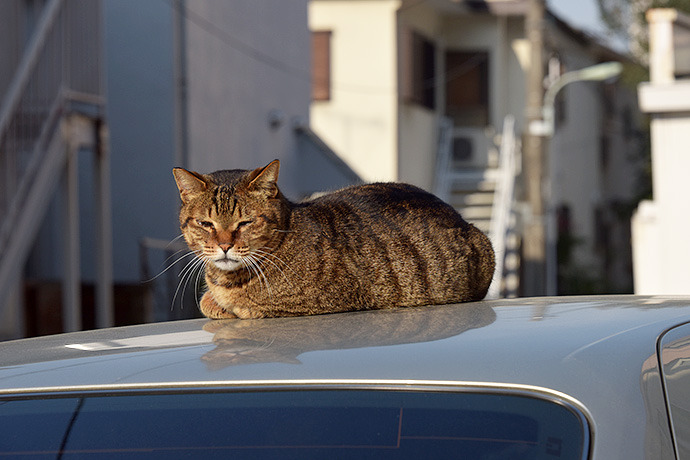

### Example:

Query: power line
xmin=171 ymin=0 xmax=308 ymax=79
xmin=162 ymin=0 xmax=396 ymax=95
xmin=162 ymin=0 xmax=485 ymax=97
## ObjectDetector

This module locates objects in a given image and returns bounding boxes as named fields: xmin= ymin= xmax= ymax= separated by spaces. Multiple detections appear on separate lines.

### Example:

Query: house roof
xmin=546 ymin=9 xmax=635 ymax=64
xmin=414 ymin=0 xmax=634 ymax=63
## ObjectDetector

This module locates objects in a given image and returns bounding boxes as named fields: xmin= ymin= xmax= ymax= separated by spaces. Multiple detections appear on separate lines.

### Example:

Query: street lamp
xmin=529 ymin=61 xmax=624 ymax=137
xmin=526 ymin=61 xmax=623 ymax=295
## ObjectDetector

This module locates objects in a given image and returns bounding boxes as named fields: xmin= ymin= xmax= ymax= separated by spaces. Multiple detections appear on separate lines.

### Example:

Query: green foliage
xmin=596 ymin=0 xmax=690 ymax=49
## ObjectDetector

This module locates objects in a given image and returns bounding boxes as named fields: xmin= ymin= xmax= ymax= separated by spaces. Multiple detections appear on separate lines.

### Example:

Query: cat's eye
xmin=196 ymin=219 xmax=214 ymax=229
xmin=236 ymin=220 xmax=253 ymax=229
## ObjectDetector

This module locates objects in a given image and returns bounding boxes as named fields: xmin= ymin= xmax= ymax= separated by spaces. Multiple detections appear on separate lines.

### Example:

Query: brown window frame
xmin=311 ymin=30 xmax=332 ymax=101
xmin=444 ymin=50 xmax=490 ymax=126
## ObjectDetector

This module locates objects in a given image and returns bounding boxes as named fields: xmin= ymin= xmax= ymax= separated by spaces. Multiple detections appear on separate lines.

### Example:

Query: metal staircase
xmin=0 ymin=0 xmax=112 ymax=338
xmin=435 ymin=116 xmax=521 ymax=299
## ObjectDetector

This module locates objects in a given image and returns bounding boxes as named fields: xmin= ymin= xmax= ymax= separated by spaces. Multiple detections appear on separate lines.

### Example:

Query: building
xmin=309 ymin=0 xmax=646 ymax=295
xmin=0 ymin=0 xmax=359 ymax=339
xmin=634 ymin=9 xmax=690 ymax=295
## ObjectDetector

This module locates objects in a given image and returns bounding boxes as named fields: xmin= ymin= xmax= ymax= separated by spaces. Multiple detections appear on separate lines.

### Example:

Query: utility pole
xmin=523 ymin=0 xmax=547 ymax=296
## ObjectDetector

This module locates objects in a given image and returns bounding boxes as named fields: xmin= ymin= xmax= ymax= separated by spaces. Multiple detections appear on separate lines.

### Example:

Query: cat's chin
xmin=212 ymin=258 xmax=243 ymax=271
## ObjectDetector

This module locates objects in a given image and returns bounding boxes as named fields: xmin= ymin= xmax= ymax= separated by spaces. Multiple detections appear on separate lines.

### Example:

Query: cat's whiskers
xmin=166 ymin=234 xmax=186 ymax=247
xmin=144 ymin=248 xmax=199 ymax=283
xmin=192 ymin=258 xmax=208 ymax=310
xmin=171 ymin=256 xmax=201 ymax=310
xmin=172 ymin=254 xmax=207 ymax=311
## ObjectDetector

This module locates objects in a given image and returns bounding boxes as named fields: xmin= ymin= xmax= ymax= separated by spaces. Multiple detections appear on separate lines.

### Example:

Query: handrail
xmin=0 ymin=0 xmax=64 ymax=137
xmin=0 ymin=0 xmax=108 ymax=335
xmin=487 ymin=115 xmax=518 ymax=299
xmin=0 ymin=94 xmax=63 ymax=255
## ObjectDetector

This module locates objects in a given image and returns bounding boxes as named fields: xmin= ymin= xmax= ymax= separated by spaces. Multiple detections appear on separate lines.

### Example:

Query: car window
xmin=0 ymin=389 xmax=588 ymax=459
xmin=659 ymin=323 xmax=690 ymax=460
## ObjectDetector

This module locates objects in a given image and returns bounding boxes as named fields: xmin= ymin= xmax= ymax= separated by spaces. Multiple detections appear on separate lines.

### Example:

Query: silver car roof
xmin=1 ymin=295 xmax=690 ymax=459
xmin=1 ymin=296 xmax=689 ymax=390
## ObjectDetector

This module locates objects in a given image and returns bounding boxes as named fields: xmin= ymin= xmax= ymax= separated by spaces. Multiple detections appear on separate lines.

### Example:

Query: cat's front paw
xmin=200 ymin=292 xmax=238 ymax=319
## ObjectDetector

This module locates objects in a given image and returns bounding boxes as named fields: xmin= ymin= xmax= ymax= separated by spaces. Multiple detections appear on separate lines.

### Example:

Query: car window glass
xmin=0 ymin=389 xmax=587 ymax=459
xmin=659 ymin=323 xmax=690 ymax=460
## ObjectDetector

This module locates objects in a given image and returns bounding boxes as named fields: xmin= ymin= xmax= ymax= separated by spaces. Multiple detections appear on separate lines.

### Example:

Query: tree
xmin=597 ymin=0 xmax=690 ymax=61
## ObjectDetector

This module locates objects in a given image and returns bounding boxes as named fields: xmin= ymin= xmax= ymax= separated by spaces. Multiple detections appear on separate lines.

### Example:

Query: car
xmin=1 ymin=295 xmax=690 ymax=459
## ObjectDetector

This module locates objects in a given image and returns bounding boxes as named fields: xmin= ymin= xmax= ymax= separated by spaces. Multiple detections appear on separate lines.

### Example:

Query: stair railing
xmin=487 ymin=115 xmax=518 ymax=299
xmin=0 ymin=0 xmax=108 ymax=334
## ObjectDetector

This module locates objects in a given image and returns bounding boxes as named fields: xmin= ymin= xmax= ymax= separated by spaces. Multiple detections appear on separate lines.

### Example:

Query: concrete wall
xmin=0 ymin=1 xmax=21 ymax=96
xmin=103 ymin=0 xmax=178 ymax=283
xmin=309 ymin=0 xmax=401 ymax=183
xmin=397 ymin=2 xmax=441 ymax=190
xmin=309 ymin=2 xmax=533 ymax=192
xmin=634 ymin=9 xmax=690 ymax=294
xmin=396 ymin=11 xmax=528 ymax=191
xmin=103 ymin=0 xmax=316 ymax=283
xmin=547 ymin=26 xmax=641 ymax=292
xmin=547 ymin=42 xmax=605 ymax=274
xmin=184 ymin=0 xmax=311 ymax=195
xmin=634 ymin=101 xmax=690 ymax=294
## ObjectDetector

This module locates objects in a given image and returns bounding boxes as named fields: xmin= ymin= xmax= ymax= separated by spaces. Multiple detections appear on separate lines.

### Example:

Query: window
xmin=445 ymin=51 xmax=489 ymax=126
xmin=660 ymin=324 xmax=690 ymax=460
xmin=402 ymin=30 xmax=436 ymax=110
xmin=311 ymin=30 xmax=332 ymax=101
xmin=0 ymin=389 xmax=588 ymax=459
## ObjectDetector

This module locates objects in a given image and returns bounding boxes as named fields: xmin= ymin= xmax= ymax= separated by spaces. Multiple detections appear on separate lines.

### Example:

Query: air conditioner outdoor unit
xmin=451 ymin=127 xmax=494 ymax=169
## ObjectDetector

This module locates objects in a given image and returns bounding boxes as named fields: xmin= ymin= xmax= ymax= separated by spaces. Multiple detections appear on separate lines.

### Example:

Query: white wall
xmin=104 ymin=0 xmax=313 ymax=282
xmin=546 ymin=35 xmax=605 ymax=275
xmin=397 ymin=2 xmax=441 ymax=190
xmin=634 ymin=96 xmax=690 ymax=294
xmin=309 ymin=0 xmax=401 ymax=183
xmin=185 ymin=0 xmax=311 ymax=197
xmin=634 ymin=10 xmax=690 ymax=294
xmin=104 ymin=0 xmax=178 ymax=283
xmin=396 ymin=12 xmax=529 ymax=191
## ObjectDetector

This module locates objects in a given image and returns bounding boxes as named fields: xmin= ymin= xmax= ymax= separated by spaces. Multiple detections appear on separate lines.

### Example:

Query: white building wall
xmin=397 ymin=2 xmax=441 ymax=190
xmin=396 ymin=11 xmax=528 ymax=191
xmin=309 ymin=0 xmax=401 ymax=183
xmin=633 ymin=107 xmax=690 ymax=294
xmin=184 ymin=0 xmax=311 ymax=196
xmin=546 ymin=37 xmax=605 ymax=275
xmin=633 ymin=9 xmax=690 ymax=295
xmin=104 ymin=0 xmax=314 ymax=282
xmin=103 ymin=0 xmax=178 ymax=283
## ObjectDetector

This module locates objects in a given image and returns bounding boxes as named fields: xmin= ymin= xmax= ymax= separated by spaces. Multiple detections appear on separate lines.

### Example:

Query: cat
xmin=173 ymin=159 xmax=495 ymax=319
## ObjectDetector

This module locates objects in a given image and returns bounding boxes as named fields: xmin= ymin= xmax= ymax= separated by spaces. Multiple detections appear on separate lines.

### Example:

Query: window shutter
xmin=311 ymin=31 xmax=332 ymax=101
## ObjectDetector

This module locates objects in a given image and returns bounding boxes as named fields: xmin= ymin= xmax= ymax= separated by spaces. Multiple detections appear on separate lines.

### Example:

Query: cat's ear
xmin=248 ymin=159 xmax=280 ymax=198
xmin=173 ymin=168 xmax=207 ymax=203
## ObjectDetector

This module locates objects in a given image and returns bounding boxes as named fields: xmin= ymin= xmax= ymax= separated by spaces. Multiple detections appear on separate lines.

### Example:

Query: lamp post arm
xmin=540 ymin=61 xmax=623 ymax=137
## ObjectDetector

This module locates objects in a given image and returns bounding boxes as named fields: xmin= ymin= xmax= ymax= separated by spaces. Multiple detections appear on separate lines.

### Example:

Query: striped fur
xmin=173 ymin=160 xmax=495 ymax=319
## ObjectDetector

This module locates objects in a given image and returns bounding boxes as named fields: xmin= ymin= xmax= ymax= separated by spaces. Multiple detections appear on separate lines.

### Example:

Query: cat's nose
xmin=219 ymin=244 xmax=232 ymax=253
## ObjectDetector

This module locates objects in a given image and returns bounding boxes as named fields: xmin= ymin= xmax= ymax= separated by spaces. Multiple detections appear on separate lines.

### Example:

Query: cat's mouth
xmin=212 ymin=256 xmax=243 ymax=271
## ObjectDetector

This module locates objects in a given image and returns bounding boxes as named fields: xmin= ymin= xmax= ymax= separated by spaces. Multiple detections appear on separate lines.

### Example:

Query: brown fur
xmin=173 ymin=160 xmax=495 ymax=319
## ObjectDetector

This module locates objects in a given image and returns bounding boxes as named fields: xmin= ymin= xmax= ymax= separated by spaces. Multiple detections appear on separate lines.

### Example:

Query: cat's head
xmin=173 ymin=160 xmax=286 ymax=272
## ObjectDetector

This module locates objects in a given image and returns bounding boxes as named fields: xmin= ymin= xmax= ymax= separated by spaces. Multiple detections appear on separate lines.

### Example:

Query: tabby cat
xmin=173 ymin=160 xmax=495 ymax=319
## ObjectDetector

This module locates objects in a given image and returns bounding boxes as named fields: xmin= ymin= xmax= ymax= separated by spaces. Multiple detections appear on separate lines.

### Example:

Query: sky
xmin=548 ymin=0 xmax=606 ymax=33
xmin=547 ymin=0 xmax=628 ymax=52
